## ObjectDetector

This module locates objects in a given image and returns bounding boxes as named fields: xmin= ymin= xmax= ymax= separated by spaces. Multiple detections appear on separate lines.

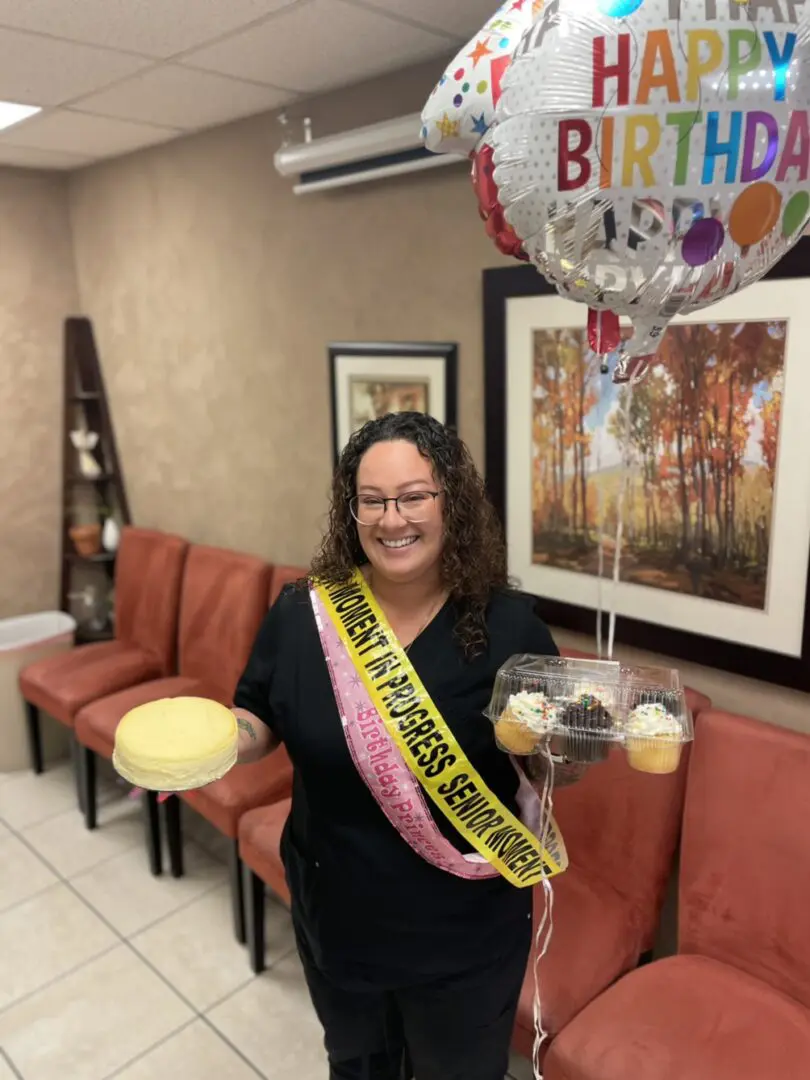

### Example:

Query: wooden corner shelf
xmin=75 ymin=624 xmax=116 ymax=645
xmin=60 ymin=317 xmax=131 ymax=643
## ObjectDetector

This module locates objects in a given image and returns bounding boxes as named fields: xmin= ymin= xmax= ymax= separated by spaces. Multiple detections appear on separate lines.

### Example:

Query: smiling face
xmin=354 ymin=439 xmax=444 ymax=586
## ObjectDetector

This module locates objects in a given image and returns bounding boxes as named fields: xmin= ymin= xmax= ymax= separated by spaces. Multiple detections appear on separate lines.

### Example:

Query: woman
xmin=232 ymin=412 xmax=558 ymax=1080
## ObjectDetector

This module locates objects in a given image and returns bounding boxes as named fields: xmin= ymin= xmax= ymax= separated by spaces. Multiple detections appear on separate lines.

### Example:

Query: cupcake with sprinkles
xmin=494 ymin=690 xmax=559 ymax=755
xmin=558 ymin=691 xmax=613 ymax=763
xmin=625 ymin=701 xmax=684 ymax=774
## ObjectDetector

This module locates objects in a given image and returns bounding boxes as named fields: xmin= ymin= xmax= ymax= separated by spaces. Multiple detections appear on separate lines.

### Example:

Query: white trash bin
xmin=0 ymin=612 xmax=77 ymax=773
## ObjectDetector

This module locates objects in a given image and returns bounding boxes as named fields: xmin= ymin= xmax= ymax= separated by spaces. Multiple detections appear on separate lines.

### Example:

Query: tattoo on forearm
xmin=237 ymin=718 xmax=257 ymax=741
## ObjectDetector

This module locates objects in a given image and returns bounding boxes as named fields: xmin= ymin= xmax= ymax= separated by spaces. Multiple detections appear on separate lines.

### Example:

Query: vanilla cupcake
xmin=494 ymin=714 xmax=542 ymax=754
xmin=494 ymin=691 xmax=558 ymax=755
xmin=625 ymin=702 xmax=683 ymax=774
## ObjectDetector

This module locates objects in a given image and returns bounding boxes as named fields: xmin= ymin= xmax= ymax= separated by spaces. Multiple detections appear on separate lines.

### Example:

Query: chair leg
xmin=229 ymin=839 xmax=246 ymax=945
xmin=24 ymin=701 xmax=44 ymax=774
xmin=164 ymin=796 xmax=184 ymax=879
xmin=143 ymin=790 xmax=162 ymax=876
xmin=245 ymin=865 xmax=266 ymax=975
xmin=70 ymin=736 xmax=85 ymax=813
xmin=80 ymin=746 xmax=97 ymax=830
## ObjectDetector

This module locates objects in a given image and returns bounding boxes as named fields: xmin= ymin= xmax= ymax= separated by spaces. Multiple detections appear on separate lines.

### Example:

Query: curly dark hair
xmin=309 ymin=412 xmax=508 ymax=657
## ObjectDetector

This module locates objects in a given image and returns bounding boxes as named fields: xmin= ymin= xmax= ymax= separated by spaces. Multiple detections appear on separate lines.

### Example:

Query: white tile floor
xmin=0 ymin=759 xmax=533 ymax=1080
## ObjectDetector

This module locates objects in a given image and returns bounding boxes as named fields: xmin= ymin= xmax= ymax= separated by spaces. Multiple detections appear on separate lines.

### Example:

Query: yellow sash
xmin=316 ymin=570 xmax=567 ymax=888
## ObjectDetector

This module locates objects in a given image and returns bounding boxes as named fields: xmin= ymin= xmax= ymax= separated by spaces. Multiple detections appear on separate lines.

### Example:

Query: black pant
xmin=297 ymin=926 xmax=531 ymax=1080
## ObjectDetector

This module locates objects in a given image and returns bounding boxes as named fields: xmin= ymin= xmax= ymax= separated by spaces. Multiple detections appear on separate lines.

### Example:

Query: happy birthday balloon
xmin=421 ymin=0 xmax=545 ymax=158
xmin=489 ymin=0 xmax=810 ymax=371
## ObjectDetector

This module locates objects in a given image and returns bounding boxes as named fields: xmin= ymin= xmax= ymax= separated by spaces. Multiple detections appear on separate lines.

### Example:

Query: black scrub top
xmin=233 ymin=583 xmax=559 ymax=991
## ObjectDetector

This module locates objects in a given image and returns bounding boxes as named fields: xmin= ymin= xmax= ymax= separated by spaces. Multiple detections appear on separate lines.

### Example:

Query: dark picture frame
xmin=328 ymin=341 xmax=458 ymax=466
xmin=483 ymin=239 xmax=810 ymax=693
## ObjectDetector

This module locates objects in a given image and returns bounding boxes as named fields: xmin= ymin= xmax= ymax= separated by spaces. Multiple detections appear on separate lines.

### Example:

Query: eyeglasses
xmin=349 ymin=490 xmax=443 ymax=526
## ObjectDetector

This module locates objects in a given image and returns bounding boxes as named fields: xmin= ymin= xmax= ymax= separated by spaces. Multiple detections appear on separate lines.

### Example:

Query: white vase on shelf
xmin=102 ymin=517 xmax=120 ymax=552
xmin=70 ymin=430 xmax=102 ymax=478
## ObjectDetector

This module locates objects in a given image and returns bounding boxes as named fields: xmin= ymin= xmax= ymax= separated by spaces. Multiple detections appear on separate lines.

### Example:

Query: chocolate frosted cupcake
xmin=558 ymin=692 xmax=612 ymax=763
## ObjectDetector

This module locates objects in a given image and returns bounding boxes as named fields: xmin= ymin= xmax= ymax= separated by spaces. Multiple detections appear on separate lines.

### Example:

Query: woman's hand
xmin=140 ymin=708 xmax=277 ymax=802
xmin=233 ymin=707 xmax=277 ymax=764
xmin=522 ymin=752 xmax=589 ymax=790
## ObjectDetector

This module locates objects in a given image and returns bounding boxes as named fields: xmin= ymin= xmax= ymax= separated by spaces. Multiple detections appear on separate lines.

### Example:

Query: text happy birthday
xmin=559 ymin=27 xmax=809 ymax=191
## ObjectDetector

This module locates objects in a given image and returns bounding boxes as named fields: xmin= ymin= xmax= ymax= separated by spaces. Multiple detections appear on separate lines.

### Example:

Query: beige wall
xmin=67 ymin=61 xmax=508 ymax=566
xmin=0 ymin=60 xmax=800 ymax=728
xmin=0 ymin=170 xmax=80 ymax=618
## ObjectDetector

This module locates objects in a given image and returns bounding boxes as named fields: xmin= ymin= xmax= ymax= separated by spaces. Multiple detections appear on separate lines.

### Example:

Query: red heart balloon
xmin=471 ymin=143 xmax=528 ymax=263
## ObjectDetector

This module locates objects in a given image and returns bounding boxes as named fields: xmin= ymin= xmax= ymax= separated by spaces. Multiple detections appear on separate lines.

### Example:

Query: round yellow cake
xmin=113 ymin=697 xmax=238 ymax=791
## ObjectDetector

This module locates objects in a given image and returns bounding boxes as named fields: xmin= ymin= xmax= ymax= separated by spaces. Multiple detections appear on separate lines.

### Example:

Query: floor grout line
xmin=0 ymin=941 xmax=122 ymax=1020
xmin=7 ymin=811 xmax=150 ymax=886
xmin=0 ymin=802 xmax=225 ymax=1015
xmin=125 ymin=874 xmax=229 ymax=940
xmin=199 ymin=1014 xmax=269 ymax=1079
xmin=0 ymin=800 xmax=81 ymax=833
xmin=196 ymin=946 xmax=303 ymax=1080
xmin=0 ymin=1047 xmax=23 ymax=1079
xmin=100 ymin=1016 xmax=200 ymax=1080
xmin=0 ymin=774 xmax=303 ymax=1080
xmin=0 ymin=877 xmax=61 ymax=920
xmin=0 ymin=781 xmax=123 ymax=834
xmin=201 ymin=941 xmax=297 ymax=1016
xmin=3 ymin=788 xmax=285 ymax=1077
xmin=8 ymin=803 xmax=227 ymax=924
xmin=100 ymin=926 xmax=296 ymax=1080
xmin=198 ymin=973 xmax=257 ymax=1016
xmin=0 ymin=823 xmax=150 ymax=917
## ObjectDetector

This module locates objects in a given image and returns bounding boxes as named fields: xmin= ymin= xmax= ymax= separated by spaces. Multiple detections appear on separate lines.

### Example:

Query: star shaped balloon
xmin=420 ymin=0 xmax=544 ymax=157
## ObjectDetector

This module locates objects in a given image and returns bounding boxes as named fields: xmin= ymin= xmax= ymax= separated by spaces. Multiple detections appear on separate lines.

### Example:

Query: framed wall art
xmin=484 ymin=239 xmax=810 ymax=693
xmin=329 ymin=342 xmax=458 ymax=465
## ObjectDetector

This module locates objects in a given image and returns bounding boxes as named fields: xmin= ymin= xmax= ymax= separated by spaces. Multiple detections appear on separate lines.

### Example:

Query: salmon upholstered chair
xmin=19 ymin=527 xmax=188 ymax=779
xmin=75 ymin=546 xmax=291 ymax=890
xmin=238 ymin=570 xmax=315 ymax=969
xmin=239 ymin=798 xmax=292 ymax=974
xmin=544 ymin=710 xmax=810 ymax=1080
xmin=159 ymin=552 xmax=296 ymax=938
xmin=511 ymin=648 xmax=711 ymax=1063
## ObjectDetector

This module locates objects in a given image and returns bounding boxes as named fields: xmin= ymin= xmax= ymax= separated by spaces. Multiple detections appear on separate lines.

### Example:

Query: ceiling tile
xmin=73 ymin=65 xmax=294 ymax=130
xmin=0 ymin=109 xmax=180 ymax=157
xmin=350 ymin=0 xmax=506 ymax=38
xmin=0 ymin=26 xmax=151 ymax=107
xmin=0 ymin=0 xmax=303 ymax=59
xmin=0 ymin=144 xmax=91 ymax=169
xmin=180 ymin=0 xmax=452 ymax=94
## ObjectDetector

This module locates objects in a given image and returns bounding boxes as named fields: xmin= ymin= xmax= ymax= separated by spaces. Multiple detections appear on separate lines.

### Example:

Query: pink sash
xmin=310 ymin=586 xmax=547 ymax=881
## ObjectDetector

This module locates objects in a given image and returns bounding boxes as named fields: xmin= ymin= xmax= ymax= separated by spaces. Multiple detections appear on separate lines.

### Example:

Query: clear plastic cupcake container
xmin=485 ymin=655 xmax=693 ymax=775
xmin=522 ymin=752 xmax=589 ymax=789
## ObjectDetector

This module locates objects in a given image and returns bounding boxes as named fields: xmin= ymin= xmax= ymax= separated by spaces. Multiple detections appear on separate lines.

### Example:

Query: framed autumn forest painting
xmin=484 ymin=239 xmax=810 ymax=693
